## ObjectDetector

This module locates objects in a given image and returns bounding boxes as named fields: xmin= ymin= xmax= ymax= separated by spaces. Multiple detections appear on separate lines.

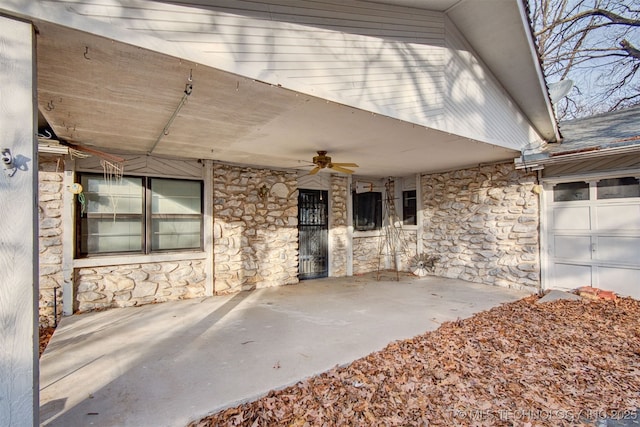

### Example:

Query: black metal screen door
xmin=298 ymin=189 xmax=328 ymax=279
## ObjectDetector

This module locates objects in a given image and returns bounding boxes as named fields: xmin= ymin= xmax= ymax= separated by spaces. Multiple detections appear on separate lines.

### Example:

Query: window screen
xmin=78 ymin=174 xmax=203 ymax=256
xmin=151 ymin=178 xmax=202 ymax=251
xmin=80 ymin=176 xmax=143 ymax=254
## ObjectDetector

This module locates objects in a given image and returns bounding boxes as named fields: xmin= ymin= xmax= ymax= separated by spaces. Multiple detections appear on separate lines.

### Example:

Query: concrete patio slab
xmin=39 ymin=273 xmax=531 ymax=426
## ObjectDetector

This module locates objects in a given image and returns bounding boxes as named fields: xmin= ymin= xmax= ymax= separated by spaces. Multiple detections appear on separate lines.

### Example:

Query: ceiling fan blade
xmin=329 ymin=164 xmax=355 ymax=174
xmin=309 ymin=166 xmax=321 ymax=175
xmin=330 ymin=162 xmax=359 ymax=167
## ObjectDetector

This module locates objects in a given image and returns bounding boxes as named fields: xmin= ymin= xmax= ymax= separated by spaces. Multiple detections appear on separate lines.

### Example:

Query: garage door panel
xmin=553 ymin=263 xmax=592 ymax=290
xmin=553 ymin=206 xmax=591 ymax=230
xmin=596 ymin=236 xmax=640 ymax=265
xmin=548 ymin=178 xmax=640 ymax=297
xmin=554 ymin=235 xmax=592 ymax=260
xmin=597 ymin=267 xmax=640 ymax=299
xmin=595 ymin=205 xmax=640 ymax=230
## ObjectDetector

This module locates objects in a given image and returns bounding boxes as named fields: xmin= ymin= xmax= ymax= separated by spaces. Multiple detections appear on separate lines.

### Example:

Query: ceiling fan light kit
xmin=308 ymin=150 xmax=358 ymax=175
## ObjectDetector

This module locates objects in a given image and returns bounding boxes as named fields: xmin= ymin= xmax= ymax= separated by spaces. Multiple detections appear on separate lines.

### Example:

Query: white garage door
xmin=547 ymin=176 xmax=640 ymax=298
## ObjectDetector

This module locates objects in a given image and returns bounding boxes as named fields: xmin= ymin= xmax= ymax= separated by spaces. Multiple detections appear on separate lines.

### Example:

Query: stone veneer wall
xmin=329 ymin=175 xmax=348 ymax=276
xmin=353 ymin=227 xmax=417 ymax=275
xmin=75 ymin=261 xmax=206 ymax=311
xmin=353 ymin=234 xmax=382 ymax=274
xmin=421 ymin=163 xmax=540 ymax=290
xmin=38 ymin=155 xmax=64 ymax=327
xmin=213 ymin=164 xmax=299 ymax=293
xmin=398 ymin=230 xmax=417 ymax=271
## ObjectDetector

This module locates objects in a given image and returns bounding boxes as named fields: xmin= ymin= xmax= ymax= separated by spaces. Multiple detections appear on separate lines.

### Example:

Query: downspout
xmin=346 ymin=174 xmax=353 ymax=277
xmin=327 ymin=179 xmax=334 ymax=277
xmin=62 ymin=158 xmax=76 ymax=316
xmin=416 ymin=173 xmax=423 ymax=256
xmin=536 ymin=169 xmax=547 ymax=294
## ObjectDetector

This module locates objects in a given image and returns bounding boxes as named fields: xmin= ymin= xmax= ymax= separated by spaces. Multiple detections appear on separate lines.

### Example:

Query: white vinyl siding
xmin=443 ymin=17 xmax=539 ymax=150
xmin=34 ymin=0 xmax=540 ymax=148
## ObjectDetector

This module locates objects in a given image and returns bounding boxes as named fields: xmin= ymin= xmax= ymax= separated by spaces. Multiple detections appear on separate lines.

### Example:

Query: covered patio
xmin=39 ymin=273 xmax=530 ymax=427
xmin=0 ymin=2 xmax=557 ymax=424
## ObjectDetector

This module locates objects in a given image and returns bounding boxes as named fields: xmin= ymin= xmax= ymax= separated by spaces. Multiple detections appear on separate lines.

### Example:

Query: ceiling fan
xmin=308 ymin=150 xmax=359 ymax=175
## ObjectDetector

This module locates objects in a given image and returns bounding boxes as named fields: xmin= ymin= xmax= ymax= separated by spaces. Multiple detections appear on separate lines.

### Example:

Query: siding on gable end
xmin=34 ymin=0 xmax=541 ymax=149
xmin=443 ymin=17 xmax=540 ymax=151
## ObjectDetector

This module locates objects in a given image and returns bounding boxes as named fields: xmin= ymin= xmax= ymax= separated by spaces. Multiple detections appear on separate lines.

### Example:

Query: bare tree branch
xmin=530 ymin=0 xmax=640 ymax=119
xmin=611 ymin=91 xmax=640 ymax=110
xmin=620 ymin=39 xmax=640 ymax=59
xmin=566 ymin=8 xmax=640 ymax=27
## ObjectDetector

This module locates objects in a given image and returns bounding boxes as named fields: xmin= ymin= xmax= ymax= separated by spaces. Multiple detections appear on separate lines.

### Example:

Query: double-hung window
xmin=78 ymin=174 xmax=203 ymax=256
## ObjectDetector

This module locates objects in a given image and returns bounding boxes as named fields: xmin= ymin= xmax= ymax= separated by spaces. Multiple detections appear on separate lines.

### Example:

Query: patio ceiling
xmin=31 ymin=0 xmax=552 ymax=178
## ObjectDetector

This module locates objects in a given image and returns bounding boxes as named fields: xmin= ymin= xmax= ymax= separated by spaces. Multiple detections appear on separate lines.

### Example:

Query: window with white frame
xmin=77 ymin=174 xmax=203 ymax=256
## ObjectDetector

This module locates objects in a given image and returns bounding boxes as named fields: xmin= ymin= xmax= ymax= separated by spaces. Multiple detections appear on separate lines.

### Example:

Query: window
xmin=78 ymin=174 xmax=203 ymax=256
xmin=553 ymin=181 xmax=589 ymax=202
xmin=353 ymin=191 xmax=382 ymax=231
xmin=402 ymin=190 xmax=416 ymax=225
xmin=597 ymin=177 xmax=640 ymax=199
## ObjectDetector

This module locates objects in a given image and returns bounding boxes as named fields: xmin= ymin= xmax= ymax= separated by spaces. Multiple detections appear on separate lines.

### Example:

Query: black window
xmin=402 ymin=190 xmax=417 ymax=225
xmin=353 ymin=191 xmax=382 ymax=231
xmin=77 ymin=174 xmax=203 ymax=256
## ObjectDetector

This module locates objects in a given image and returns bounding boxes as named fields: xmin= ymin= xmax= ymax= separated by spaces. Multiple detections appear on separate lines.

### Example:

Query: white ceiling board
xmin=36 ymin=20 xmax=518 ymax=178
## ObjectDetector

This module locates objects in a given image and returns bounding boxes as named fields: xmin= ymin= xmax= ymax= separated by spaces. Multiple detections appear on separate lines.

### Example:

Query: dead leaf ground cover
xmin=40 ymin=326 xmax=56 ymax=357
xmin=189 ymin=295 xmax=640 ymax=426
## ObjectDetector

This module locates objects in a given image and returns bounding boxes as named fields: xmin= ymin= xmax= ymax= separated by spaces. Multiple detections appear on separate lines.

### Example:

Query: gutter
xmin=515 ymin=142 xmax=640 ymax=170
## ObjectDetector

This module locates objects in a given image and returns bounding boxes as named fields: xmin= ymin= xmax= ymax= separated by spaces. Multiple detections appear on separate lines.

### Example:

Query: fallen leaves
xmin=39 ymin=326 xmax=56 ymax=357
xmin=189 ymin=295 xmax=640 ymax=426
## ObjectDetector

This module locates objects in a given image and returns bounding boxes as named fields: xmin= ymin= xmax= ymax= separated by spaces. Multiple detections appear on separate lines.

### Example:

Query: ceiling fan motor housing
xmin=313 ymin=151 xmax=331 ymax=168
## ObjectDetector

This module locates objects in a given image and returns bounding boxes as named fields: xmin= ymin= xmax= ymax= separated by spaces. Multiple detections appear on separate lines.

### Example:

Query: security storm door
xmin=298 ymin=189 xmax=328 ymax=280
xmin=548 ymin=177 xmax=640 ymax=298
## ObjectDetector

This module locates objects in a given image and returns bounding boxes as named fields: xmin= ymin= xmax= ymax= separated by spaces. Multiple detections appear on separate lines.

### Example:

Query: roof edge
xmin=517 ymin=0 xmax=560 ymax=143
